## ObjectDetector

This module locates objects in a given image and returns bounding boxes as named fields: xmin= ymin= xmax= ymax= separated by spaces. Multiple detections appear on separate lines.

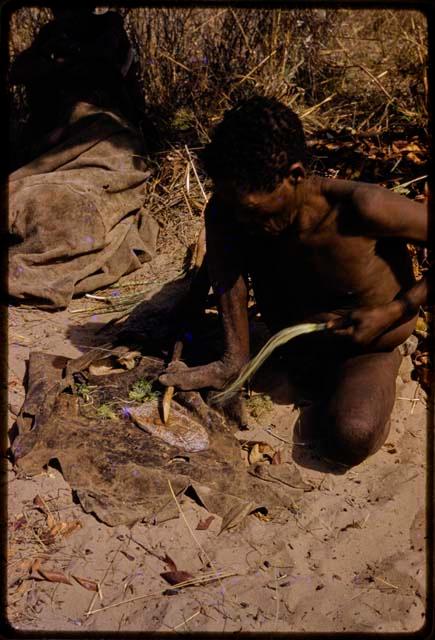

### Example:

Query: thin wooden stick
xmin=85 ymin=570 xmax=236 ymax=616
xmin=265 ymin=427 xmax=313 ymax=447
xmin=182 ymin=188 xmax=194 ymax=218
xmin=230 ymin=8 xmax=254 ymax=55
xmin=162 ymin=340 xmax=183 ymax=424
xmin=159 ymin=51 xmax=192 ymax=73
xmin=167 ymin=480 xmax=222 ymax=584
xmin=300 ymin=94 xmax=336 ymax=119
xmin=274 ymin=568 xmax=280 ymax=630
xmin=391 ymin=175 xmax=428 ymax=191
xmin=234 ymin=49 xmax=278 ymax=86
xmin=374 ymin=576 xmax=399 ymax=590
xmin=22 ymin=511 xmax=47 ymax=550
xmin=172 ymin=610 xmax=201 ymax=630
xmin=184 ymin=145 xmax=208 ymax=202
xmin=85 ymin=294 xmax=112 ymax=302
xmin=357 ymin=63 xmax=393 ymax=100
xmin=85 ymin=542 xmax=123 ymax=616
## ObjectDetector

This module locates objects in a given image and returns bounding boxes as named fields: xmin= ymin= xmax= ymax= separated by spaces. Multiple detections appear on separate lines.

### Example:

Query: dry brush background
xmin=8 ymin=7 xmax=429 ymax=251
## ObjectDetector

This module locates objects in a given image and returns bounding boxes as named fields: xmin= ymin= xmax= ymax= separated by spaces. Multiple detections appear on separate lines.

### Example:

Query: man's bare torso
xmin=239 ymin=178 xmax=417 ymax=347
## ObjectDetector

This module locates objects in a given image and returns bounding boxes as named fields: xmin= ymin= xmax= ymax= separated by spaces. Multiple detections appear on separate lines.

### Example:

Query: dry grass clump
xmin=8 ymin=7 xmax=428 ymax=139
xmin=143 ymin=145 xmax=208 ymax=254
xmin=121 ymin=7 xmax=428 ymax=135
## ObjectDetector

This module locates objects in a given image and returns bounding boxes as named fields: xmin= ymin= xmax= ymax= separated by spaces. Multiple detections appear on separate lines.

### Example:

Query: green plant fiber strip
xmin=212 ymin=322 xmax=328 ymax=405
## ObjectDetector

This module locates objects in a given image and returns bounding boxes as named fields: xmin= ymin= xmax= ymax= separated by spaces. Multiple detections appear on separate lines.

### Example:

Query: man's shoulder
xmin=322 ymin=176 xmax=376 ymax=200
xmin=323 ymin=177 xmax=389 ymax=216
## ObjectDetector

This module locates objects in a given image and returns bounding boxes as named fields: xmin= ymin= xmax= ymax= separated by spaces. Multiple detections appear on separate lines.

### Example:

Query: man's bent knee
xmin=324 ymin=414 xmax=391 ymax=466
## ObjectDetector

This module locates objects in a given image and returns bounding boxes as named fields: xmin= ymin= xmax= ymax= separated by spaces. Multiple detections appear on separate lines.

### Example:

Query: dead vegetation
xmin=7 ymin=7 xmax=428 ymax=251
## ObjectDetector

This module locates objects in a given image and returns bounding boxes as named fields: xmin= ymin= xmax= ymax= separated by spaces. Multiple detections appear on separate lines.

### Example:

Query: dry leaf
xmin=38 ymin=569 xmax=71 ymax=585
xmin=416 ymin=317 xmax=428 ymax=333
xmin=160 ymin=570 xmax=194 ymax=585
xmin=401 ymin=143 xmax=423 ymax=153
xmin=406 ymin=152 xmax=425 ymax=165
xmin=118 ymin=351 xmax=141 ymax=370
xmin=46 ymin=513 xmax=56 ymax=529
xmin=162 ymin=553 xmax=178 ymax=572
xmin=271 ymin=451 xmax=282 ymax=465
xmin=196 ymin=515 xmax=214 ymax=530
xmin=253 ymin=510 xmax=272 ymax=522
xmin=30 ymin=558 xmax=41 ymax=574
xmin=33 ymin=495 xmax=46 ymax=510
xmin=89 ymin=359 xmax=124 ymax=376
xmin=72 ymin=575 xmax=98 ymax=591
xmin=248 ymin=442 xmax=275 ymax=465
xmin=43 ymin=520 xmax=82 ymax=544
xmin=13 ymin=516 xmax=26 ymax=531
xmin=218 ymin=500 xmax=255 ymax=535
xmin=55 ymin=521 xmax=81 ymax=537
xmin=249 ymin=463 xmax=314 ymax=491
xmin=248 ymin=444 xmax=261 ymax=464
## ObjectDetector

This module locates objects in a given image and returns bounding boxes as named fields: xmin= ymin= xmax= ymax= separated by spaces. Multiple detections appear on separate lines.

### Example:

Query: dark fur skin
xmin=160 ymin=108 xmax=429 ymax=466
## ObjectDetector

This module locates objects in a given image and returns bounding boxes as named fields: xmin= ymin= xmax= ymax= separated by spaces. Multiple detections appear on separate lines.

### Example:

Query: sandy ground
xmin=6 ymin=254 xmax=428 ymax=634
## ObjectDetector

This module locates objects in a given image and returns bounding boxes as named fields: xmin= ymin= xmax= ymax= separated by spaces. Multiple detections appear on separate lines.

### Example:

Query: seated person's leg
xmin=322 ymin=349 xmax=402 ymax=466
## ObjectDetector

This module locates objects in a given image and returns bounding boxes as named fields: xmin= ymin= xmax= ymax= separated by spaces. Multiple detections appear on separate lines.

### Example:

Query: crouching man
xmin=160 ymin=96 xmax=430 ymax=466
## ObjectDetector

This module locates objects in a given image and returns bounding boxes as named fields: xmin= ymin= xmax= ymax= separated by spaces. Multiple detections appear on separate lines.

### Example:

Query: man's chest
xmin=245 ymin=229 xmax=378 ymax=290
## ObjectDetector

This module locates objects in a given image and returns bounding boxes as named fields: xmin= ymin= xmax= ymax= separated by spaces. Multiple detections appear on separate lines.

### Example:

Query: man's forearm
xmin=218 ymin=274 xmax=250 ymax=370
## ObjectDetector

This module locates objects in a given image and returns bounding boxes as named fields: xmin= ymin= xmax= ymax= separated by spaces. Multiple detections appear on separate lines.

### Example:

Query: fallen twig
xmin=172 ymin=609 xmax=201 ymax=630
xmin=167 ymin=480 xmax=221 ymax=581
xmin=85 ymin=542 xmax=123 ymax=616
xmin=185 ymin=145 xmax=208 ymax=202
xmin=374 ymin=576 xmax=399 ymax=590
xmin=234 ymin=49 xmax=278 ymax=86
xmin=85 ymin=570 xmax=237 ymax=616
xmin=300 ymin=94 xmax=336 ymax=119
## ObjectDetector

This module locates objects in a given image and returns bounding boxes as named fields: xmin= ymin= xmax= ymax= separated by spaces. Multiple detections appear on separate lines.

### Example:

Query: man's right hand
xmin=159 ymin=359 xmax=240 ymax=391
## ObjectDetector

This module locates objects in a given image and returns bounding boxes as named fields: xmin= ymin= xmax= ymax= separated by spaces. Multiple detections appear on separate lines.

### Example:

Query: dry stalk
xmin=22 ymin=511 xmax=48 ymax=551
xmin=230 ymin=8 xmax=254 ymax=55
xmin=172 ymin=609 xmax=201 ymax=630
xmin=274 ymin=567 xmax=280 ymax=630
xmin=184 ymin=145 xmax=208 ymax=202
xmin=85 ymin=542 xmax=124 ymax=616
xmin=182 ymin=188 xmax=194 ymax=217
xmin=355 ymin=64 xmax=393 ymax=100
xmin=392 ymin=175 xmax=428 ymax=191
xmin=167 ymin=479 xmax=222 ymax=582
xmin=85 ymin=570 xmax=236 ymax=616
xmin=190 ymin=9 xmax=228 ymax=34
xmin=234 ymin=48 xmax=278 ymax=86
xmin=374 ymin=576 xmax=399 ymax=590
xmin=159 ymin=50 xmax=192 ymax=73
xmin=300 ymin=94 xmax=336 ymax=119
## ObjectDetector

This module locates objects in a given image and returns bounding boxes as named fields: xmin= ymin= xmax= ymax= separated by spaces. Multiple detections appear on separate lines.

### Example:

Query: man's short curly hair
xmin=202 ymin=95 xmax=308 ymax=193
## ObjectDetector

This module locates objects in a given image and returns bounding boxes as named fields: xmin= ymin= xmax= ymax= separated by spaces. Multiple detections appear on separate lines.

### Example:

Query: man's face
xmin=216 ymin=170 xmax=304 ymax=237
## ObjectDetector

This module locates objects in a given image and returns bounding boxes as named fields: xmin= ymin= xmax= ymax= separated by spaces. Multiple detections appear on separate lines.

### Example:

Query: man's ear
xmin=288 ymin=162 xmax=305 ymax=185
